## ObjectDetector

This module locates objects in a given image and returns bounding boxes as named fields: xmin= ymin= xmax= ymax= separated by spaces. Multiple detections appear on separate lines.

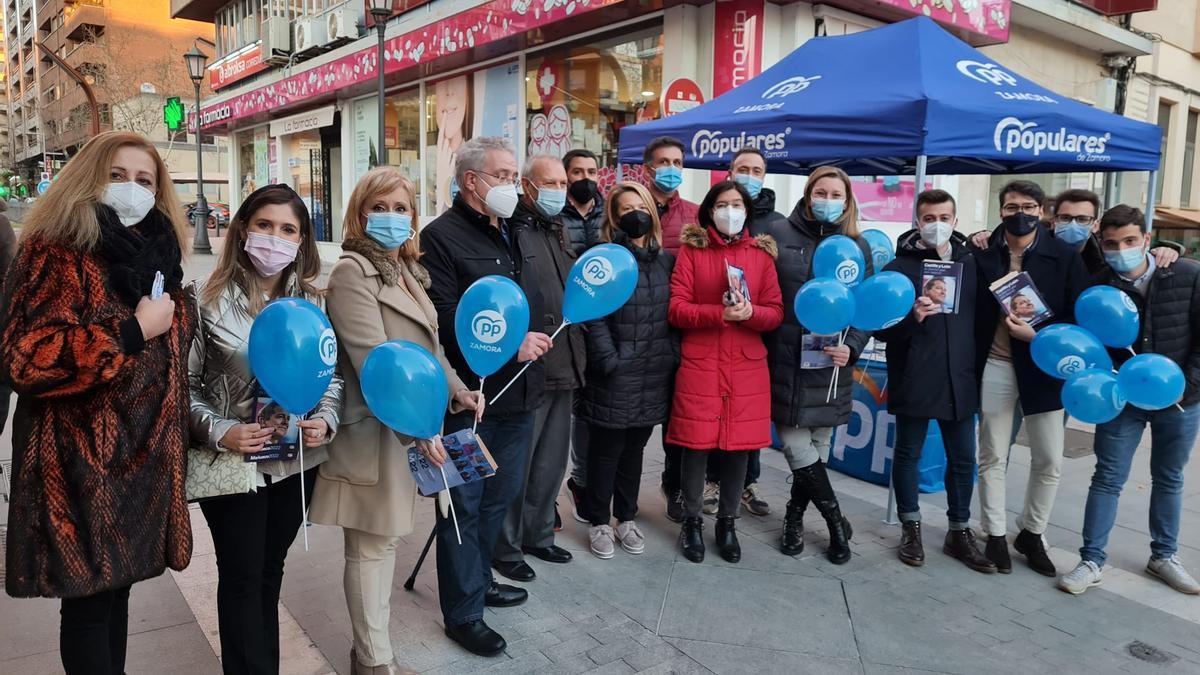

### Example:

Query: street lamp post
xmin=184 ymin=46 xmax=211 ymax=254
xmin=369 ymin=0 xmax=393 ymax=166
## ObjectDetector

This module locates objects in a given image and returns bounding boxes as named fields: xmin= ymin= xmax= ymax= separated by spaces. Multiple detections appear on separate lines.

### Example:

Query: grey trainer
xmin=1146 ymin=555 xmax=1200 ymax=594
xmin=1057 ymin=560 xmax=1102 ymax=595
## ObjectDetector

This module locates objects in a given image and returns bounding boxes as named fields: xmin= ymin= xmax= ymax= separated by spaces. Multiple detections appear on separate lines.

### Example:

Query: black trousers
xmin=683 ymin=450 xmax=749 ymax=518
xmin=660 ymin=419 xmax=684 ymax=494
xmin=60 ymin=584 xmax=132 ymax=675
xmin=585 ymin=424 xmax=654 ymax=525
xmin=200 ymin=468 xmax=316 ymax=675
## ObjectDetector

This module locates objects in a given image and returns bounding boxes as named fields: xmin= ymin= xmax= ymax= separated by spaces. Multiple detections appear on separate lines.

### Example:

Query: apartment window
xmin=1157 ymin=101 xmax=1172 ymax=205
xmin=1183 ymin=110 xmax=1198 ymax=208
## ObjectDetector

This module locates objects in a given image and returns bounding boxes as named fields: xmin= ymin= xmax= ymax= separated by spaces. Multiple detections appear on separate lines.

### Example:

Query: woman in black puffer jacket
xmin=578 ymin=181 xmax=678 ymax=560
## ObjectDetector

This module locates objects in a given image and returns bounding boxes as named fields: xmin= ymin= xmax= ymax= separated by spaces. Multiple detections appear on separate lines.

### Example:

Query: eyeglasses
xmin=1054 ymin=214 xmax=1095 ymax=226
xmin=475 ymin=170 xmax=520 ymax=186
xmin=1001 ymin=203 xmax=1041 ymax=216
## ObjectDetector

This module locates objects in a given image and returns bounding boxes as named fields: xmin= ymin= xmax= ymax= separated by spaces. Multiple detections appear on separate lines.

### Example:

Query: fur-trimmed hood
xmin=679 ymin=223 xmax=778 ymax=259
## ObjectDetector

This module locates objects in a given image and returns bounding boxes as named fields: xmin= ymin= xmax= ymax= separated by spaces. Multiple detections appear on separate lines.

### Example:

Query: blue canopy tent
xmin=618 ymin=16 xmax=1162 ymax=225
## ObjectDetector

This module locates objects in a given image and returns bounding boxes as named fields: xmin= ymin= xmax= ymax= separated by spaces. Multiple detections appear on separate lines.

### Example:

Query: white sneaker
xmin=1146 ymin=555 xmax=1200 ymax=594
xmin=1057 ymin=560 xmax=1102 ymax=595
xmin=589 ymin=525 xmax=615 ymax=559
xmin=616 ymin=521 xmax=645 ymax=555
xmin=701 ymin=482 xmax=719 ymax=515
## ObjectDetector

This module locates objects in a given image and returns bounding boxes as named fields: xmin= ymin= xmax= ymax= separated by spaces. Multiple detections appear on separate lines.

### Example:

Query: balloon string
xmin=826 ymin=330 xmax=847 ymax=403
xmin=472 ymin=376 xmax=485 ymax=435
xmin=439 ymin=462 xmax=462 ymax=545
xmin=298 ymin=431 xmax=309 ymax=552
xmin=489 ymin=320 xmax=569 ymax=406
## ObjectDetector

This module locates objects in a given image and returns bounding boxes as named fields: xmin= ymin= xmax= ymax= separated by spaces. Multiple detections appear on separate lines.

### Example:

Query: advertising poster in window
xmin=474 ymin=63 xmax=520 ymax=144
xmin=353 ymin=97 xmax=379 ymax=184
xmin=428 ymin=75 xmax=472 ymax=214
xmin=253 ymin=126 xmax=269 ymax=191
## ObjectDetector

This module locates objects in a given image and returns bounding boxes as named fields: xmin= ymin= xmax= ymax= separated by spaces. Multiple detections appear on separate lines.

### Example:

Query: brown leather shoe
xmin=898 ymin=520 xmax=925 ymax=566
xmin=944 ymin=529 xmax=998 ymax=574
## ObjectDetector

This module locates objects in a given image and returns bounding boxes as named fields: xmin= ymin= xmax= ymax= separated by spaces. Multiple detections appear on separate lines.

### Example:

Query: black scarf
xmin=96 ymin=205 xmax=184 ymax=308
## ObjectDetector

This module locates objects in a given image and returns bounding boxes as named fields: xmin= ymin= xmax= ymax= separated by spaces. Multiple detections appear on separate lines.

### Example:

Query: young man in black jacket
xmin=974 ymin=180 xmax=1088 ymax=578
xmin=421 ymin=137 xmax=554 ymax=657
xmin=877 ymin=190 xmax=995 ymax=573
xmin=1059 ymin=205 xmax=1200 ymax=597
xmin=492 ymin=154 xmax=587 ymax=582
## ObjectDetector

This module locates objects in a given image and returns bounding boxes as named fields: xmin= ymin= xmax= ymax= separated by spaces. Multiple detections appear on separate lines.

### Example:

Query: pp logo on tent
xmin=583 ymin=257 xmax=614 ymax=286
xmin=956 ymin=60 xmax=1017 ymax=87
xmin=761 ymin=75 xmax=822 ymax=100
xmin=472 ymin=310 xmax=508 ymax=344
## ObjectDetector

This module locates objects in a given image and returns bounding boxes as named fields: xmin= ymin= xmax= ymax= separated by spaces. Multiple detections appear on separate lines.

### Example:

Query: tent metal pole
xmin=911 ymin=155 xmax=928 ymax=226
xmin=1146 ymin=170 xmax=1158 ymax=232
xmin=1104 ymin=172 xmax=1119 ymax=210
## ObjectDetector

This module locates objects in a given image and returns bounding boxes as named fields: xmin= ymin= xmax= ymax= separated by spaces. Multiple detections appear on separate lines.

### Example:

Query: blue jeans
xmin=891 ymin=414 xmax=977 ymax=529
xmin=436 ymin=411 xmax=535 ymax=625
xmin=1080 ymin=403 xmax=1200 ymax=566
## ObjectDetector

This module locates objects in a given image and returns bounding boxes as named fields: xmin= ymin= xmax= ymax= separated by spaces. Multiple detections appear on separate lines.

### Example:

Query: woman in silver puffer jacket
xmin=187 ymin=184 xmax=343 ymax=675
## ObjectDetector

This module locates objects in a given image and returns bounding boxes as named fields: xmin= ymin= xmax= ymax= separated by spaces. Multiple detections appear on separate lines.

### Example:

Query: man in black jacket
xmin=878 ymin=190 xmax=995 ymax=573
xmin=493 ymin=154 xmax=587 ymax=581
xmin=974 ymin=180 xmax=1088 ymax=578
xmin=1059 ymin=205 xmax=1200 ymax=597
xmin=421 ymin=137 xmax=554 ymax=657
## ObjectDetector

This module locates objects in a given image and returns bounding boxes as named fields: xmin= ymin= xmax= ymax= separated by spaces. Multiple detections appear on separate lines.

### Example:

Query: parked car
xmin=185 ymin=201 xmax=230 ymax=230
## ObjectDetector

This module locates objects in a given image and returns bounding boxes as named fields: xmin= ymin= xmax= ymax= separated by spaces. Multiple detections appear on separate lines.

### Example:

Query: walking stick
xmin=404 ymin=525 xmax=439 ymax=591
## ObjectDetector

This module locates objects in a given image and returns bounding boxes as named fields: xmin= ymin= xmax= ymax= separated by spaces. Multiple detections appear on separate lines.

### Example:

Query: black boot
xmin=715 ymin=516 xmax=741 ymax=563
xmin=680 ymin=517 xmax=705 ymax=563
xmin=780 ymin=472 xmax=808 ymax=555
xmin=798 ymin=462 xmax=853 ymax=565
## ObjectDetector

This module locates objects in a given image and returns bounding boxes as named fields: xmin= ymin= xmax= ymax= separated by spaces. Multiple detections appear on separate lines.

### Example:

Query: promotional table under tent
xmin=618 ymin=16 xmax=1163 ymax=226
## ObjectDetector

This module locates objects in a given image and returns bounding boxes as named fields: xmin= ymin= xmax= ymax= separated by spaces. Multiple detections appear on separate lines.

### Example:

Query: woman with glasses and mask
xmin=669 ymin=180 xmax=782 ymax=565
xmin=0 ymin=131 xmax=193 ymax=674
xmin=309 ymin=167 xmax=482 ymax=675
xmin=188 ymin=183 xmax=344 ymax=674
xmin=579 ymin=182 xmax=678 ymax=560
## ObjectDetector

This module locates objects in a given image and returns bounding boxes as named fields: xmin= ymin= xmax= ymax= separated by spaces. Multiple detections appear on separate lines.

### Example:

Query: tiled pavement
xmin=3 ymin=253 xmax=1200 ymax=673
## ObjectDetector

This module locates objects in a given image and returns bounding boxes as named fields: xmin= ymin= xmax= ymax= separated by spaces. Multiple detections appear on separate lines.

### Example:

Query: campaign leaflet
xmin=724 ymin=261 xmax=750 ymax=305
xmin=801 ymin=334 xmax=841 ymax=369
xmin=244 ymin=395 xmax=300 ymax=463
xmin=407 ymin=428 xmax=498 ymax=497
xmin=989 ymin=270 xmax=1054 ymax=327
xmin=920 ymin=260 xmax=963 ymax=314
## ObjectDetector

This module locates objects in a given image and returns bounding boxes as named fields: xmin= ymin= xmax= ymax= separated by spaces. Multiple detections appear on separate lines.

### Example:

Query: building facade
xmin=0 ymin=24 xmax=12 ymax=170
xmin=172 ymin=0 xmax=1161 ymax=250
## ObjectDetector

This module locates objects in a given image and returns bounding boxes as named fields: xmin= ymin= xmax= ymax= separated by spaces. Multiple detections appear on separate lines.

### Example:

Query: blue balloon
xmin=1075 ymin=285 xmax=1140 ymax=349
xmin=360 ymin=341 xmax=449 ymax=439
xmin=1030 ymin=324 xmax=1113 ymax=380
xmin=563 ymin=243 xmax=638 ymax=324
xmin=813 ymin=235 xmax=867 ymax=287
xmin=794 ymin=278 xmax=856 ymax=335
xmin=850 ymin=271 xmax=915 ymax=330
xmin=455 ymin=276 xmax=530 ymax=378
xmin=1062 ymin=369 xmax=1126 ymax=424
xmin=861 ymin=229 xmax=895 ymax=270
xmin=1117 ymin=353 xmax=1185 ymax=410
xmin=248 ymin=297 xmax=338 ymax=415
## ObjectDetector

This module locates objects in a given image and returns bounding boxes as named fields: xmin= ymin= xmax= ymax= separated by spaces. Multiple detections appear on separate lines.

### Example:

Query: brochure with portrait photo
xmin=724 ymin=261 xmax=751 ymax=305
xmin=801 ymin=333 xmax=841 ymax=369
xmin=408 ymin=428 xmax=498 ymax=497
xmin=244 ymin=395 xmax=300 ymax=463
xmin=920 ymin=260 xmax=963 ymax=315
xmin=989 ymin=271 xmax=1053 ymax=327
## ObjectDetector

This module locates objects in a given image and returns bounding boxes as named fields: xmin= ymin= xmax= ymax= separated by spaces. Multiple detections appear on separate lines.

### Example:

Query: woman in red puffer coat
xmin=667 ymin=180 xmax=783 ymax=565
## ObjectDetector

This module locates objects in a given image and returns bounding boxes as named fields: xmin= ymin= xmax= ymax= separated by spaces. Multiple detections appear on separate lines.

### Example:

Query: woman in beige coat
xmin=309 ymin=167 xmax=481 ymax=675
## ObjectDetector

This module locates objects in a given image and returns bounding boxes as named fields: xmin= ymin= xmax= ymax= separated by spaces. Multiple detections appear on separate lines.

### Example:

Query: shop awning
xmin=1154 ymin=207 xmax=1200 ymax=230
xmin=617 ymin=16 xmax=1162 ymax=176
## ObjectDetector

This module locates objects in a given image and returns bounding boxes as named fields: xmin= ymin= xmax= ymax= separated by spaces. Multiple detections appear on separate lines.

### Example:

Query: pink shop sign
xmin=875 ymin=0 xmax=1010 ymax=43
xmin=852 ymin=178 xmax=934 ymax=223
xmin=199 ymin=0 xmax=623 ymax=130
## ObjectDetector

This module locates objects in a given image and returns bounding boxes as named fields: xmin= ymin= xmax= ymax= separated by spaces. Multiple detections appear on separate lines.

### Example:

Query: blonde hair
xmin=804 ymin=165 xmax=860 ymax=238
xmin=20 ymin=131 xmax=190 ymax=252
xmin=201 ymin=184 xmax=322 ymax=314
xmin=342 ymin=166 xmax=422 ymax=261
xmin=601 ymin=182 xmax=662 ymax=246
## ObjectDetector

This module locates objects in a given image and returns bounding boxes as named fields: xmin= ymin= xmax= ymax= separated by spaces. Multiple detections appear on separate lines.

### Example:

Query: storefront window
xmin=286 ymin=130 xmax=325 ymax=236
xmin=237 ymin=125 xmax=274 ymax=201
xmin=352 ymin=89 xmax=423 ymax=213
xmin=525 ymin=24 xmax=663 ymax=191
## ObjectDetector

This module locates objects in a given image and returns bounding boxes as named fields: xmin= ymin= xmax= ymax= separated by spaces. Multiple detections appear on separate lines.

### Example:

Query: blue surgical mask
xmin=534 ymin=187 xmax=567 ymax=217
xmin=365 ymin=212 xmax=413 ymax=250
xmin=811 ymin=198 xmax=845 ymax=223
xmin=1054 ymin=222 xmax=1091 ymax=248
xmin=654 ymin=165 xmax=683 ymax=192
xmin=1104 ymin=245 xmax=1147 ymax=274
xmin=734 ymin=174 xmax=763 ymax=199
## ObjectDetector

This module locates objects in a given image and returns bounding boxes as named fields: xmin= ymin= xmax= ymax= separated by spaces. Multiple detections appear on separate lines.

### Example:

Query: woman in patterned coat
xmin=0 ymin=131 xmax=194 ymax=674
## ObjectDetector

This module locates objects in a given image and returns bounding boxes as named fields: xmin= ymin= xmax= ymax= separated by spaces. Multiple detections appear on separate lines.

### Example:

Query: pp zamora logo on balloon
xmin=1121 ymin=293 xmax=1137 ymax=312
xmin=1057 ymin=355 xmax=1085 ymax=377
xmin=582 ymin=257 xmax=613 ymax=286
xmin=319 ymin=328 xmax=338 ymax=367
xmin=835 ymin=260 xmax=860 ymax=283
xmin=471 ymin=310 xmax=507 ymax=350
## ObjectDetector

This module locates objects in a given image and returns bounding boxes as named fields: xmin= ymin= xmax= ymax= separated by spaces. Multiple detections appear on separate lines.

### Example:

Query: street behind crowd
xmin=2 ymin=248 xmax=1199 ymax=675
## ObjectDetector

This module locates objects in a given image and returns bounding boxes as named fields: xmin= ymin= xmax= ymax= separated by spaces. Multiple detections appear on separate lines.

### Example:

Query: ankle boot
xmin=680 ymin=517 xmax=705 ymax=563
xmin=715 ymin=516 xmax=741 ymax=563
xmin=798 ymin=462 xmax=853 ymax=564
xmin=780 ymin=472 xmax=808 ymax=555
xmin=898 ymin=520 xmax=924 ymax=566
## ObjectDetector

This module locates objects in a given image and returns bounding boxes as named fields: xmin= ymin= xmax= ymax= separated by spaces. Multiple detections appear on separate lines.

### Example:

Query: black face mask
xmin=617 ymin=210 xmax=654 ymax=239
xmin=568 ymin=178 xmax=596 ymax=203
xmin=1002 ymin=212 xmax=1041 ymax=237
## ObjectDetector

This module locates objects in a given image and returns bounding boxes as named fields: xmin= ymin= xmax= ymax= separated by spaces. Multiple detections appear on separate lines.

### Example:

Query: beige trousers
xmin=343 ymin=528 xmax=400 ymax=668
